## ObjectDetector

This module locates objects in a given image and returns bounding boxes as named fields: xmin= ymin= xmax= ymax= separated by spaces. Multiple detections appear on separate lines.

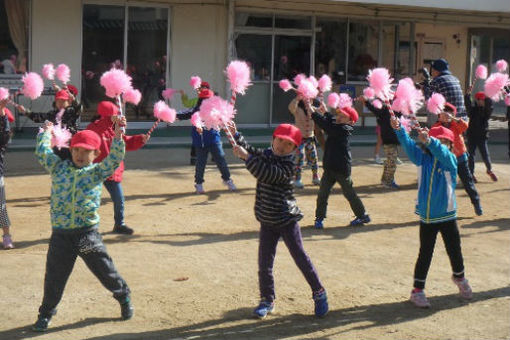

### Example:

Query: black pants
xmin=467 ymin=136 xmax=492 ymax=174
xmin=38 ymin=227 xmax=130 ymax=317
xmin=457 ymin=156 xmax=480 ymax=208
xmin=413 ymin=220 xmax=465 ymax=289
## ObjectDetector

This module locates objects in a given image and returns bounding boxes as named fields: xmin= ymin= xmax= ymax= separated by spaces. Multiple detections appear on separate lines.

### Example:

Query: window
xmin=348 ymin=21 xmax=379 ymax=82
xmin=315 ymin=18 xmax=347 ymax=83
xmin=0 ymin=0 xmax=29 ymax=75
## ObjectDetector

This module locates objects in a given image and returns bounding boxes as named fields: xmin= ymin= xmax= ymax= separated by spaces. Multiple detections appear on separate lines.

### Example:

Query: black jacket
xmin=28 ymin=101 xmax=82 ymax=135
xmin=364 ymin=101 xmax=400 ymax=145
xmin=311 ymin=112 xmax=353 ymax=176
xmin=0 ymin=116 xmax=11 ymax=176
xmin=465 ymin=94 xmax=492 ymax=139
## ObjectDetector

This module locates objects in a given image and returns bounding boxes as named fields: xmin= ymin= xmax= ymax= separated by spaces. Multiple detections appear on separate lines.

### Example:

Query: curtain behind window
xmin=4 ymin=0 xmax=29 ymax=72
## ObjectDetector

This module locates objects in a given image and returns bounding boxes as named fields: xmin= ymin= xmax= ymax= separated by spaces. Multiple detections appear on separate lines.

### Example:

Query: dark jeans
xmin=258 ymin=222 xmax=323 ymax=302
xmin=194 ymin=143 xmax=231 ymax=184
xmin=315 ymin=169 xmax=366 ymax=219
xmin=104 ymin=180 xmax=125 ymax=227
xmin=457 ymin=155 xmax=480 ymax=207
xmin=413 ymin=220 xmax=465 ymax=289
xmin=467 ymin=137 xmax=492 ymax=174
xmin=38 ymin=227 xmax=130 ymax=317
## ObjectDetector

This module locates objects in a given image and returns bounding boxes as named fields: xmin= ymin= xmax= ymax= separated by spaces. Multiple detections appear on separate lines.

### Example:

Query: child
xmin=309 ymin=104 xmax=370 ymax=228
xmin=231 ymin=123 xmax=328 ymax=318
xmin=288 ymin=94 xmax=320 ymax=188
xmin=432 ymin=103 xmax=482 ymax=216
xmin=465 ymin=91 xmax=497 ymax=182
xmin=0 ymin=99 xmax=13 ymax=249
xmin=33 ymin=120 xmax=133 ymax=332
xmin=176 ymin=87 xmax=236 ymax=194
xmin=390 ymin=118 xmax=472 ymax=308
xmin=86 ymin=101 xmax=148 ymax=235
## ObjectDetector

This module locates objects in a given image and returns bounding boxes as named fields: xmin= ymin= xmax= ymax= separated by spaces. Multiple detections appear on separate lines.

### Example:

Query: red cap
xmin=444 ymin=102 xmax=457 ymax=115
xmin=273 ymin=123 xmax=302 ymax=147
xmin=70 ymin=130 xmax=101 ymax=150
xmin=97 ymin=101 xmax=119 ymax=117
xmin=429 ymin=126 xmax=454 ymax=143
xmin=474 ymin=92 xmax=485 ymax=100
xmin=200 ymin=81 xmax=210 ymax=89
xmin=339 ymin=107 xmax=359 ymax=124
xmin=198 ymin=89 xmax=214 ymax=99
xmin=66 ymin=84 xmax=78 ymax=96
xmin=55 ymin=90 xmax=71 ymax=101
xmin=3 ymin=107 xmax=15 ymax=123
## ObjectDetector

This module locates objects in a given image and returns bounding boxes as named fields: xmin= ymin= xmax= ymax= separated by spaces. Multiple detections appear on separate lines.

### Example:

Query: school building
xmin=1 ymin=0 xmax=509 ymax=130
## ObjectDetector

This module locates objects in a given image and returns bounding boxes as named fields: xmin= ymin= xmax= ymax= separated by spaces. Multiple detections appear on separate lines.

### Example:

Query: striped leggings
xmin=295 ymin=137 xmax=319 ymax=181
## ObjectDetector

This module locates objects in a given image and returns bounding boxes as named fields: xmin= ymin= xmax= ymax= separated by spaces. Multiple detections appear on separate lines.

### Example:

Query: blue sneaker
xmin=389 ymin=181 xmax=400 ymax=189
xmin=313 ymin=290 xmax=329 ymax=317
xmin=350 ymin=214 xmax=371 ymax=226
xmin=314 ymin=218 xmax=324 ymax=229
xmin=120 ymin=297 xmax=134 ymax=320
xmin=294 ymin=179 xmax=304 ymax=189
xmin=32 ymin=315 xmax=52 ymax=332
xmin=253 ymin=301 xmax=274 ymax=319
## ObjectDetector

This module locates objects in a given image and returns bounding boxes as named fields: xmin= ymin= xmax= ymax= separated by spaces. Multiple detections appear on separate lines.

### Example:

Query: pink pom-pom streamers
xmin=297 ymin=79 xmax=319 ymax=100
xmin=56 ymin=64 xmax=71 ymax=84
xmin=484 ymin=72 xmax=509 ymax=101
xmin=42 ymin=64 xmax=55 ymax=80
xmin=293 ymin=74 xmax=306 ymax=86
xmin=363 ymin=87 xmax=375 ymax=99
xmin=153 ymin=100 xmax=176 ymax=123
xmin=373 ymin=99 xmax=383 ymax=109
xmin=318 ymin=74 xmax=332 ymax=93
xmin=226 ymin=60 xmax=252 ymax=95
xmin=0 ymin=87 xmax=9 ymax=101
xmin=496 ymin=59 xmax=508 ymax=73
xmin=391 ymin=78 xmax=424 ymax=115
xmin=22 ymin=72 xmax=44 ymax=100
xmin=399 ymin=116 xmax=412 ymax=132
xmin=162 ymin=88 xmax=178 ymax=100
xmin=308 ymin=76 xmax=318 ymax=89
xmin=189 ymin=76 xmax=201 ymax=90
xmin=338 ymin=93 xmax=353 ymax=109
xmin=367 ymin=68 xmax=394 ymax=101
xmin=327 ymin=93 xmax=340 ymax=108
xmin=475 ymin=64 xmax=488 ymax=80
xmin=426 ymin=93 xmax=446 ymax=115
xmin=279 ymin=79 xmax=293 ymax=92
xmin=199 ymin=96 xmax=236 ymax=130
xmin=100 ymin=69 xmax=132 ymax=98
xmin=124 ymin=88 xmax=142 ymax=105
xmin=51 ymin=123 xmax=72 ymax=150
xmin=191 ymin=112 xmax=203 ymax=128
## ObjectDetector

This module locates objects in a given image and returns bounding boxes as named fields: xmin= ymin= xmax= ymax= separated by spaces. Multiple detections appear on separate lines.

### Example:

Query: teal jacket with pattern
xmin=35 ymin=131 xmax=125 ymax=230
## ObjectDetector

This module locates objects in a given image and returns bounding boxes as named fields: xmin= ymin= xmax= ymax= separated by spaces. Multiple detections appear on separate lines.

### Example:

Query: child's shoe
xmin=396 ymin=157 xmax=403 ymax=165
xmin=253 ymin=300 xmax=274 ymax=319
xmin=32 ymin=315 xmax=52 ymax=332
xmin=474 ymin=204 xmax=483 ymax=216
xmin=314 ymin=218 xmax=324 ymax=229
xmin=113 ymin=225 xmax=134 ymax=235
xmin=223 ymin=179 xmax=237 ymax=191
xmin=381 ymin=181 xmax=400 ymax=190
xmin=313 ymin=289 xmax=329 ymax=317
xmin=2 ymin=234 xmax=14 ymax=249
xmin=374 ymin=155 xmax=383 ymax=164
xmin=195 ymin=183 xmax=205 ymax=194
xmin=312 ymin=176 xmax=321 ymax=186
xmin=350 ymin=214 xmax=371 ymax=226
xmin=120 ymin=297 xmax=134 ymax=320
xmin=293 ymin=179 xmax=304 ymax=189
xmin=409 ymin=289 xmax=430 ymax=308
xmin=452 ymin=276 xmax=473 ymax=299
xmin=487 ymin=170 xmax=498 ymax=182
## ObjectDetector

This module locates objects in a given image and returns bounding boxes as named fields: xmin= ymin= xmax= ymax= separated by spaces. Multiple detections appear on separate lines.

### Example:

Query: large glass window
xmin=315 ymin=18 xmax=347 ymax=83
xmin=0 ymin=0 xmax=29 ymax=75
xmin=348 ymin=21 xmax=379 ymax=82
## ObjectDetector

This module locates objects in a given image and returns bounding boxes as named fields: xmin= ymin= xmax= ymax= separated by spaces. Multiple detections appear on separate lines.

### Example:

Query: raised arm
xmin=35 ymin=123 xmax=61 ymax=173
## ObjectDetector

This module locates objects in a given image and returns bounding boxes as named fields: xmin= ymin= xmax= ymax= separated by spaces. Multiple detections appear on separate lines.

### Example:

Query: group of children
xmin=0 ymin=73 xmax=500 ymax=331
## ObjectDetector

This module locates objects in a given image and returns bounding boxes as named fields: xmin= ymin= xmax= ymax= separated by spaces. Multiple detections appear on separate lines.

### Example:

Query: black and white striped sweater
xmin=235 ymin=132 xmax=303 ymax=227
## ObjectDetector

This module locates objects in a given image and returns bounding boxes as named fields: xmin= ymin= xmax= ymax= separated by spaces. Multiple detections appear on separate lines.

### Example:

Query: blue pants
xmin=194 ymin=143 xmax=231 ymax=184
xmin=104 ymin=180 xmax=125 ymax=227
xmin=467 ymin=137 xmax=492 ymax=174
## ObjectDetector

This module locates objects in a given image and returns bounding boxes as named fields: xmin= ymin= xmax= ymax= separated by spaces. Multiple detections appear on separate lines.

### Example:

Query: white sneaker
xmin=312 ymin=176 xmax=321 ymax=185
xmin=224 ymin=179 xmax=237 ymax=191
xmin=194 ymin=183 xmax=205 ymax=194
xmin=374 ymin=155 xmax=383 ymax=165
xmin=410 ymin=290 xmax=431 ymax=308
xmin=452 ymin=276 xmax=473 ymax=299
xmin=396 ymin=158 xmax=403 ymax=165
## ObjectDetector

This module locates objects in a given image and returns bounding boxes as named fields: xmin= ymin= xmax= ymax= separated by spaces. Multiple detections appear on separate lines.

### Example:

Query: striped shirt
xmin=236 ymin=133 xmax=303 ymax=226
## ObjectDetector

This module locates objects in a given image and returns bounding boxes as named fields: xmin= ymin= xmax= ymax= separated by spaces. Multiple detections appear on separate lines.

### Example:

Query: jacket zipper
xmin=426 ymin=159 xmax=437 ymax=223
xmin=71 ymin=169 xmax=78 ymax=228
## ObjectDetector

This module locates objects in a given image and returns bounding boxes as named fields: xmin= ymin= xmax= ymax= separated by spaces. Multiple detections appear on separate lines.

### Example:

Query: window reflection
xmin=315 ymin=18 xmax=347 ymax=84
xmin=348 ymin=21 xmax=379 ymax=82
xmin=0 ymin=0 xmax=29 ymax=75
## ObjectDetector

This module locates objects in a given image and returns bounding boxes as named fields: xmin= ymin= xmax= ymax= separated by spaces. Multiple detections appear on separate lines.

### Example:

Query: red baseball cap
xmin=444 ymin=102 xmax=457 ymax=115
xmin=70 ymin=130 xmax=101 ymax=150
xmin=97 ymin=101 xmax=119 ymax=117
xmin=67 ymin=84 xmax=78 ymax=96
xmin=273 ymin=123 xmax=302 ymax=147
xmin=200 ymin=81 xmax=210 ymax=89
xmin=429 ymin=126 xmax=454 ymax=143
xmin=474 ymin=92 xmax=486 ymax=100
xmin=55 ymin=90 xmax=71 ymax=101
xmin=339 ymin=107 xmax=359 ymax=124
xmin=3 ymin=107 xmax=15 ymax=123
xmin=198 ymin=89 xmax=214 ymax=99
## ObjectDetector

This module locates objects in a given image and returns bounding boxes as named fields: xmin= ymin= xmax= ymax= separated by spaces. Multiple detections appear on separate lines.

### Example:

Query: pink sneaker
xmin=194 ymin=183 xmax=205 ymax=194
xmin=452 ymin=276 xmax=473 ymax=299
xmin=410 ymin=290 xmax=431 ymax=308
xmin=487 ymin=170 xmax=498 ymax=182
xmin=2 ymin=234 xmax=14 ymax=249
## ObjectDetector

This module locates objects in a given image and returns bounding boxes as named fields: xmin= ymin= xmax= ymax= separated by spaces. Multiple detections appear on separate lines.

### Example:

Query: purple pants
xmin=258 ymin=221 xmax=323 ymax=302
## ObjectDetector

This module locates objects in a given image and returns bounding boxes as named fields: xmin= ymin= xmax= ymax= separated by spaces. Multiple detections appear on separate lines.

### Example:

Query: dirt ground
xmin=0 ymin=143 xmax=509 ymax=340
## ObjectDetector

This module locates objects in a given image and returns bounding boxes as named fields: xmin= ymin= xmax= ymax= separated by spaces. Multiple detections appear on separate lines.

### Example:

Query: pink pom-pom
xmin=373 ymin=99 xmax=383 ymax=109
xmin=226 ymin=60 xmax=252 ymax=95
xmin=199 ymin=96 xmax=236 ymax=130
xmin=327 ymin=93 xmax=340 ymax=108
xmin=100 ymin=68 xmax=132 ymax=98
xmin=297 ymin=79 xmax=319 ymax=100
xmin=153 ymin=100 xmax=176 ymax=123
xmin=363 ymin=87 xmax=375 ymax=99
xmin=308 ymin=76 xmax=318 ymax=88
xmin=475 ymin=64 xmax=488 ymax=80
xmin=399 ymin=116 xmax=412 ymax=132
xmin=0 ymin=87 xmax=9 ymax=101
xmin=56 ymin=64 xmax=70 ymax=84
xmin=496 ymin=59 xmax=508 ymax=73
xmin=484 ymin=72 xmax=509 ymax=101
xmin=426 ymin=93 xmax=446 ymax=115
xmin=162 ymin=88 xmax=177 ymax=100
xmin=318 ymin=74 xmax=332 ymax=92
xmin=338 ymin=93 xmax=353 ymax=109
xmin=190 ymin=76 xmax=202 ymax=89
xmin=124 ymin=88 xmax=142 ymax=105
xmin=293 ymin=73 xmax=306 ymax=86
xmin=190 ymin=112 xmax=203 ymax=128
xmin=367 ymin=68 xmax=394 ymax=101
xmin=279 ymin=79 xmax=293 ymax=92
xmin=42 ymin=63 xmax=55 ymax=80
xmin=505 ymin=94 xmax=510 ymax=106
xmin=51 ymin=123 xmax=72 ymax=150
xmin=21 ymin=72 xmax=44 ymax=100
xmin=391 ymin=78 xmax=424 ymax=115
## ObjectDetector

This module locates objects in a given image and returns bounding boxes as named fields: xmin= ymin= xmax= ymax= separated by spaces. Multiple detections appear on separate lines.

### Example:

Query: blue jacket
xmin=395 ymin=128 xmax=458 ymax=224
